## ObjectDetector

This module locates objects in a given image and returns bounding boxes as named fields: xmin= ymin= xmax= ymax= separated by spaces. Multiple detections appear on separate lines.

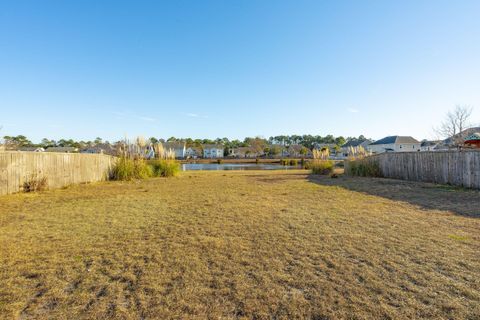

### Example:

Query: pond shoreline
xmin=182 ymin=163 xmax=304 ymax=171
xmin=180 ymin=158 xmax=290 ymax=164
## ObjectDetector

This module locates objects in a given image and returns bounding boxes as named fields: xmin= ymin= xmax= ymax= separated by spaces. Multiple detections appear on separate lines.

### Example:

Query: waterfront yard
xmin=0 ymin=171 xmax=479 ymax=319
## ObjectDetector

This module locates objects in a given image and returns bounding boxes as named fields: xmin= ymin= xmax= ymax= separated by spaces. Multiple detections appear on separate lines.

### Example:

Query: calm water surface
xmin=182 ymin=163 xmax=302 ymax=171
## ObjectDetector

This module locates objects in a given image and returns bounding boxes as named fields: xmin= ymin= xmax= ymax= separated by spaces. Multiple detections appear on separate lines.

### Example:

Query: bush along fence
xmin=0 ymin=152 xmax=116 ymax=195
xmin=345 ymin=151 xmax=480 ymax=189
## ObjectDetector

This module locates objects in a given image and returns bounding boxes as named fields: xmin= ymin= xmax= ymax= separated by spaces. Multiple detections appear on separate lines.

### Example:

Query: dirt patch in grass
xmin=1 ymin=170 xmax=479 ymax=319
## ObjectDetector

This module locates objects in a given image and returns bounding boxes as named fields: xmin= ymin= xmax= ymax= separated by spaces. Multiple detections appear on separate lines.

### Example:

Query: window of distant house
xmin=400 ymin=145 xmax=402 ymax=148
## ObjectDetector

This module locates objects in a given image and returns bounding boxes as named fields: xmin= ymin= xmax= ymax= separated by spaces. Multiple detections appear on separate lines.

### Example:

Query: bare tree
xmin=435 ymin=105 xmax=473 ymax=143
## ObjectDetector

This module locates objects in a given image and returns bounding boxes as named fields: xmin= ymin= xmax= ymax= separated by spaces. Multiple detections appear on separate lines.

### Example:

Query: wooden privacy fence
xmin=346 ymin=151 xmax=480 ymax=189
xmin=0 ymin=152 xmax=117 ymax=195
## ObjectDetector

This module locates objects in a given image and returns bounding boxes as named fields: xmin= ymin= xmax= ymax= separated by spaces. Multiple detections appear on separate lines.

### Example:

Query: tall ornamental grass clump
xmin=306 ymin=148 xmax=334 ymax=175
xmin=111 ymin=136 xmax=181 ymax=180
xmin=346 ymin=160 xmax=382 ymax=177
xmin=150 ymin=160 xmax=180 ymax=177
xmin=110 ymin=157 xmax=153 ymax=181
xmin=306 ymin=160 xmax=334 ymax=175
xmin=150 ymin=141 xmax=180 ymax=177
xmin=344 ymin=146 xmax=382 ymax=177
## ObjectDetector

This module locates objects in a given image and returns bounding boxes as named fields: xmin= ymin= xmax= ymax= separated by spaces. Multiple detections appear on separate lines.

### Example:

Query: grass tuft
xmin=149 ymin=160 xmax=180 ymax=177
xmin=305 ymin=160 xmax=334 ymax=175
xmin=22 ymin=175 xmax=48 ymax=192
xmin=346 ymin=159 xmax=382 ymax=177
xmin=110 ymin=157 xmax=153 ymax=181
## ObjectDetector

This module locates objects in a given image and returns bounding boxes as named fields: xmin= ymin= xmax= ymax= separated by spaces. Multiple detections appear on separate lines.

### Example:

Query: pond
xmin=182 ymin=163 xmax=302 ymax=171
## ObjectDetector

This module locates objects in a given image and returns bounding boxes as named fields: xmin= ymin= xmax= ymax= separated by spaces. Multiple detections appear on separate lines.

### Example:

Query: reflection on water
xmin=182 ymin=163 xmax=302 ymax=171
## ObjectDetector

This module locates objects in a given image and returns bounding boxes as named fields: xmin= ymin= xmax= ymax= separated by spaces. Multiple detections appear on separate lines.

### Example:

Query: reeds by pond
xmin=111 ymin=136 xmax=179 ymax=180
xmin=307 ymin=147 xmax=334 ymax=175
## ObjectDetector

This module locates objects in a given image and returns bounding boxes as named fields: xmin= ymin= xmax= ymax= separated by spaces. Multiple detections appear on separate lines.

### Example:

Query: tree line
xmin=2 ymin=134 xmax=369 ymax=150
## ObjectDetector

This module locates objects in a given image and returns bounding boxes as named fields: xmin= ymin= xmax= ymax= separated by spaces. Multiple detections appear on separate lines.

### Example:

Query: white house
xmin=18 ymin=147 xmax=45 ymax=152
xmin=163 ymin=142 xmax=186 ymax=159
xmin=368 ymin=136 xmax=421 ymax=154
xmin=185 ymin=147 xmax=202 ymax=159
xmin=203 ymin=144 xmax=224 ymax=158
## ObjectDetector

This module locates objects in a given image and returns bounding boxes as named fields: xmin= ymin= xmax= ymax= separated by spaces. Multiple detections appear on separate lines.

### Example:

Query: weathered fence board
xmin=0 ymin=152 xmax=116 ymax=195
xmin=346 ymin=151 xmax=480 ymax=189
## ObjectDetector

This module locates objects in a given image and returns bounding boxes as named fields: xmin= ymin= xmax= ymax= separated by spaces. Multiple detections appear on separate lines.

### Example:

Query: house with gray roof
xmin=185 ymin=146 xmax=202 ymax=159
xmin=368 ymin=136 xmax=421 ymax=154
xmin=442 ymin=127 xmax=480 ymax=147
xmin=163 ymin=142 xmax=186 ymax=159
xmin=420 ymin=140 xmax=442 ymax=151
xmin=45 ymin=146 xmax=79 ymax=153
xmin=18 ymin=147 xmax=45 ymax=152
xmin=341 ymin=139 xmax=373 ymax=156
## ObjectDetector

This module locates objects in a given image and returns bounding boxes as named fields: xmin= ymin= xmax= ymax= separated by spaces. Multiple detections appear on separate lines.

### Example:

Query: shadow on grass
xmin=307 ymin=174 xmax=480 ymax=218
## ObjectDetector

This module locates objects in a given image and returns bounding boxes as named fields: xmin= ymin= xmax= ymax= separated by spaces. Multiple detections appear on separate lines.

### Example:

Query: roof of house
xmin=313 ymin=143 xmax=336 ymax=149
xmin=18 ymin=147 xmax=45 ymax=152
xmin=46 ymin=147 xmax=79 ymax=152
xmin=420 ymin=140 xmax=441 ymax=147
xmin=203 ymin=144 xmax=224 ymax=149
xmin=342 ymin=139 xmax=372 ymax=148
xmin=163 ymin=142 xmax=185 ymax=149
xmin=370 ymin=136 xmax=420 ymax=145
xmin=465 ymin=133 xmax=480 ymax=141
xmin=444 ymin=127 xmax=480 ymax=145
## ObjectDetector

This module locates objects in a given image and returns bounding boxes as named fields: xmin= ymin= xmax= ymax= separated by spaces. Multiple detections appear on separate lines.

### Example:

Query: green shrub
xmin=150 ymin=160 xmax=180 ymax=177
xmin=281 ymin=159 xmax=289 ymax=166
xmin=110 ymin=157 xmax=153 ymax=181
xmin=290 ymin=159 xmax=298 ymax=166
xmin=346 ymin=160 xmax=382 ymax=177
xmin=305 ymin=160 xmax=334 ymax=175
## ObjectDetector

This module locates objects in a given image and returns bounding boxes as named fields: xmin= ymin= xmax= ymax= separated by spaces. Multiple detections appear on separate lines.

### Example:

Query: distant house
xmin=203 ymin=144 xmax=224 ymax=158
xmin=45 ymin=147 xmax=79 ymax=153
xmin=341 ymin=139 xmax=372 ymax=156
xmin=420 ymin=140 xmax=441 ymax=152
xmin=229 ymin=147 xmax=262 ymax=158
xmin=18 ymin=147 xmax=45 ymax=152
xmin=368 ymin=136 xmax=421 ymax=153
xmin=80 ymin=143 xmax=117 ymax=156
xmin=464 ymin=133 xmax=480 ymax=148
xmin=185 ymin=146 xmax=202 ymax=159
xmin=443 ymin=127 xmax=480 ymax=147
xmin=163 ymin=142 xmax=186 ymax=159
xmin=286 ymin=144 xmax=312 ymax=157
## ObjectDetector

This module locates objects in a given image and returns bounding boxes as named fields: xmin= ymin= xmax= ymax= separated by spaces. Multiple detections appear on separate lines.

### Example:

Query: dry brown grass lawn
xmin=0 ymin=170 xmax=479 ymax=319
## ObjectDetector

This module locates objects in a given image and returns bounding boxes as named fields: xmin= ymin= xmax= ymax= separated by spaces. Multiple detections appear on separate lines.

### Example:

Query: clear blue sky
xmin=1 ymin=0 xmax=479 ymax=143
